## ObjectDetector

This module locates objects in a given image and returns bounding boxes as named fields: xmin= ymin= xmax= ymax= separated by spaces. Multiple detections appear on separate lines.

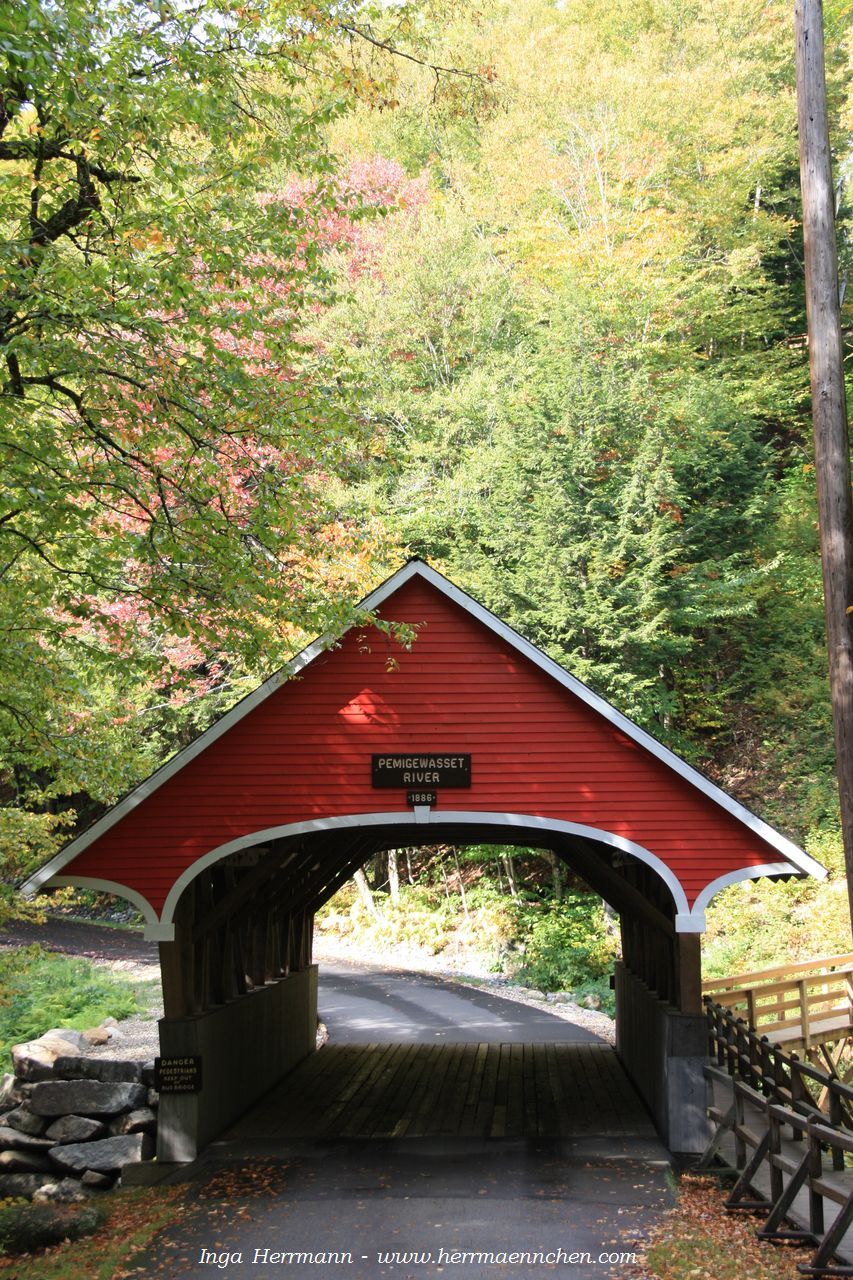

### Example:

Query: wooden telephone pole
xmin=795 ymin=0 xmax=853 ymax=924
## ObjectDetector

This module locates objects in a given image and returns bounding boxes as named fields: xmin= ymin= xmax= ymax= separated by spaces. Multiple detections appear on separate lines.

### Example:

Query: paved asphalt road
xmin=317 ymin=962 xmax=606 ymax=1045
xmin=134 ymin=962 xmax=671 ymax=1280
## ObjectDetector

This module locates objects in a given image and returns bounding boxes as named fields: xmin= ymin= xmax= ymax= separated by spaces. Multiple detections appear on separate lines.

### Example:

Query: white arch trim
xmin=48 ymin=877 xmax=163 ymax=935
xmin=33 ymin=820 xmax=809 ymax=942
xmin=682 ymin=862 xmax=799 ymax=933
xmin=153 ymin=810 xmax=695 ymax=941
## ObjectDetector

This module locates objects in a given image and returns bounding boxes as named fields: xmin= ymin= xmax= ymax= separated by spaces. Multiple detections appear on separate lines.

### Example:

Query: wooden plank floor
xmin=228 ymin=1043 xmax=655 ymax=1141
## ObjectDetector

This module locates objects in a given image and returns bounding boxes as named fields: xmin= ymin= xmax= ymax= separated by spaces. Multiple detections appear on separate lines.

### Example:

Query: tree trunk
xmin=353 ymin=867 xmax=379 ymax=918
xmin=388 ymin=849 xmax=400 ymax=905
xmin=452 ymin=849 xmax=470 ymax=922
xmin=795 ymin=0 xmax=853 ymax=922
xmin=503 ymin=854 xmax=519 ymax=898
xmin=546 ymin=851 xmax=563 ymax=902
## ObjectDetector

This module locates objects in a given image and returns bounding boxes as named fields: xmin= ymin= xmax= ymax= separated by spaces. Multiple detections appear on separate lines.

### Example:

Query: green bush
xmin=0 ymin=1200 xmax=107 ymax=1255
xmin=0 ymin=946 xmax=141 ymax=1066
xmin=514 ymin=894 xmax=618 ymax=996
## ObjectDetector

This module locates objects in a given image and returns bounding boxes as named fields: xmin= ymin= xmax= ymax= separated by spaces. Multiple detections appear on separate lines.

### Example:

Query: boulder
xmin=81 ymin=1027 xmax=109 ymax=1046
xmin=29 ymin=1080 xmax=147 ymax=1117
xmin=581 ymin=993 xmax=603 ymax=1010
xmin=81 ymin=1169 xmax=114 ymax=1190
xmin=12 ymin=1036 xmax=81 ymax=1081
xmin=147 ymin=1088 xmax=159 ymax=1108
xmin=45 ymin=1115 xmax=107 ymax=1144
xmin=108 ymin=1108 xmax=156 ymax=1136
xmin=53 ymin=1056 xmax=143 ymax=1084
xmin=4 ymin=1106 xmax=48 ymax=1136
xmin=0 ymin=1073 xmax=18 ymax=1107
xmin=32 ymin=1177 xmax=87 ymax=1203
xmin=0 ymin=1149 xmax=53 ymax=1174
xmin=49 ymin=1133 xmax=147 ymax=1175
xmin=0 ymin=1172 xmax=56 ymax=1197
xmin=0 ymin=1125 xmax=54 ymax=1151
xmin=141 ymin=1061 xmax=157 ymax=1088
xmin=46 ymin=1029 xmax=88 ymax=1050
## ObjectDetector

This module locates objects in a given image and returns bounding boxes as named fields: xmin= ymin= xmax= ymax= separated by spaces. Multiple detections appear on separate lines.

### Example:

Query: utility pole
xmin=795 ymin=0 xmax=853 ymax=924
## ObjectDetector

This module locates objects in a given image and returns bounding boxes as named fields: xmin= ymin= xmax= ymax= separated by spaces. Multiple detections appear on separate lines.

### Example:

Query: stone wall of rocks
xmin=0 ymin=1026 xmax=158 ymax=1202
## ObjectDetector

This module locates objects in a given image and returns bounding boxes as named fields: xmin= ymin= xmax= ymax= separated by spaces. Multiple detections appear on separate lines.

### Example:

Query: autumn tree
xmin=0 ymin=0 xmax=424 ymax=883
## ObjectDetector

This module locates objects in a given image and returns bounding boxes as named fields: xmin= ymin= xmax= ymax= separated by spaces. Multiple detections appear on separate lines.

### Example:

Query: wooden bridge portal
xmin=21 ymin=561 xmax=826 ymax=1160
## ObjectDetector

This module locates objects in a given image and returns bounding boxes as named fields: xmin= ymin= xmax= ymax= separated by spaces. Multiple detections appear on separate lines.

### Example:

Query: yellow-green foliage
xmin=315 ymin=880 xmax=517 ymax=960
xmin=703 ymin=828 xmax=852 ymax=977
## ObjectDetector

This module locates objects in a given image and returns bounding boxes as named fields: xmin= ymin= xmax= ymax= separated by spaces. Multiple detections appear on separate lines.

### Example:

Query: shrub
xmin=514 ymin=894 xmax=618 ymax=995
xmin=0 ymin=1200 xmax=107 ymax=1255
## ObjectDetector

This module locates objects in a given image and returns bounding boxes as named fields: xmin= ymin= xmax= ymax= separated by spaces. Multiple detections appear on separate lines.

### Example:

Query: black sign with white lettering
xmin=372 ymin=753 xmax=471 ymax=788
xmin=154 ymin=1056 xmax=202 ymax=1094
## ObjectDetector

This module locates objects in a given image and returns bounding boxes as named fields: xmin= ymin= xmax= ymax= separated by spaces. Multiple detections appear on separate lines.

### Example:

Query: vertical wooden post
xmin=795 ymin=0 xmax=853 ymax=921
xmin=676 ymin=933 xmax=703 ymax=1015
xmin=159 ymin=890 xmax=196 ymax=1019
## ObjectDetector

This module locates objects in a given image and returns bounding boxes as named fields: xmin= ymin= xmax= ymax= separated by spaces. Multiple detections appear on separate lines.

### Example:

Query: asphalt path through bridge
xmin=135 ymin=961 xmax=673 ymax=1280
xmin=316 ymin=960 xmax=606 ymax=1044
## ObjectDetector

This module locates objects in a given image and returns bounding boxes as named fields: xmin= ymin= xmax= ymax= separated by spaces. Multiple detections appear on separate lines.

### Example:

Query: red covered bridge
xmin=22 ymin=560 xmax=825 ymax=1159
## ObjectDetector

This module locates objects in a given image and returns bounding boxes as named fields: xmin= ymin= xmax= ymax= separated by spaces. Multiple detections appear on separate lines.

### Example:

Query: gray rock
xmin=12 ymin=1034 xmax=82 ymax=1082
xmin=147 ymin=1088 xmax=159 ymax=1108
xmin=141 ymin=1061 xmax=157 ymax=1087
xmin=0 ymin=1148 xmax=53 ymax=1173
xmin=108 ymin=1108 xmax=156 ymax=1136
xmin=0 ymin=1172 xmax=56 ymax=1197
xmin=50 ymin=1133 xmax=146 ymax=1174
xmin=29 ymin=1080 xmax=148 ymax=1117
xmin=581 ymin=993 xmax=603 ymax=1010
xmin=53 ymin=1055 xmax=143 ymax=1084
xmin=45 ymin=1115 xmax=107 ymax=1144
xmin=527 ymin=990 xmax=547 ymax=1001
xmin=4 ymin=1106 xmax=47 ymax=1136
xmin=0 ymin=1125 xmax=54 ymax=1151
xmin=553 ymin=992 xmax=574 ymax=1005
xmin=32 ymin=1177 xmax=87 ymax=1203
xmin=81 ymin=1169 xmax=114 ymax=1190
xmin=46 ymin=1028 xmax=88 ymax=1050
xmin=0 ymin=1073 xmax=18 ymax=1107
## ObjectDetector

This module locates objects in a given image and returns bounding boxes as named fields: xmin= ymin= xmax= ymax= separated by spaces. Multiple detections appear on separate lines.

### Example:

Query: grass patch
xmin=0 ymin=946 xmax=142 ymax=1066
xmin=633 ymin=1173 xmax=809 ymax=1279
xmin=0 ymin=1188 xmax=182 ymax=1278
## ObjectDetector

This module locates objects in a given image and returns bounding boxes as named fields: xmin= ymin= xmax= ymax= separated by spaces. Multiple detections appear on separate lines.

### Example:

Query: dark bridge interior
xmin=159 ymin=820 xmax=699 ymax=1027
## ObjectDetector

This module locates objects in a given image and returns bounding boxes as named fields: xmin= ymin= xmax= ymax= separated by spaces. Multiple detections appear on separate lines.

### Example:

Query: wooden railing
xmin=703 ymin=952 xmax=853 ymax=1057
xmin=703 ymin=998 xmax=853 ymax=1276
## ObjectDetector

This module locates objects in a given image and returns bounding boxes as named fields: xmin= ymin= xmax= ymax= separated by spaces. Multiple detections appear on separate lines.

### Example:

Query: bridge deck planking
xmin=224 ymin=1043 xmax=655 ymax=1142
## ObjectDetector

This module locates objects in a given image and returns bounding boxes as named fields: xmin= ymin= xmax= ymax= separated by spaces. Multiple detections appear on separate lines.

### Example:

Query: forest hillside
xmin=1 ymin=0 xmax=851 ymax=974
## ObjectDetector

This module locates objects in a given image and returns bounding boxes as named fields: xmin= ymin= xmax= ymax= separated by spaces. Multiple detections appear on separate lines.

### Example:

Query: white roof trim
xmin=20 ymin=558 xmax=826 ymax=896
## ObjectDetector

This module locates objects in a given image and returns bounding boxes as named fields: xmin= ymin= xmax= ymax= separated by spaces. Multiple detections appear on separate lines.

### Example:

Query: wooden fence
xmin=703 ymin=952 xmax=853 ymax=1066
xmin=703 ymin=998 xmax=853 ymax=1276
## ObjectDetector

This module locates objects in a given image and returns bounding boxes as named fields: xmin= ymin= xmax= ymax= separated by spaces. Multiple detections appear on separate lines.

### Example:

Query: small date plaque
xmin=407 ymin=790 xmax=437 ymax=807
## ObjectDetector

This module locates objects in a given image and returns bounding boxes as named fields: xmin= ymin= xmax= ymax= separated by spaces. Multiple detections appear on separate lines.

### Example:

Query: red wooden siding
xmin=63 ymin=575 xmax=786 ymax=914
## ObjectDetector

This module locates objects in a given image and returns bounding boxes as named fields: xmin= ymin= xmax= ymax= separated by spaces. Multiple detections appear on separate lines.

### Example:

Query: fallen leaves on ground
xmin=626 ymin=1174 xmax=815 ymax=1280
xmin=0 ymin=1187 xmax=183 ymax=1280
